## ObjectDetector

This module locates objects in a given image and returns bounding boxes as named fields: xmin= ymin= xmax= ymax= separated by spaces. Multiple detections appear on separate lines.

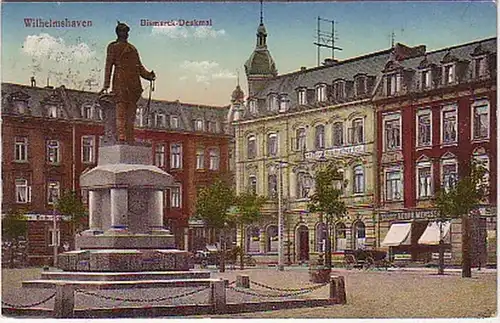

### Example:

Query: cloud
xmin=22 ymin=33 xmax=95 ymax=64
xmin=180 ymin=60 xmax=219 ymax=74
xmin=180 ymin=60 xmax=236 ymax=84
xmin=212 ymin=70 xmax=236 ymax=80
xmin=152 ymin=26 xmax=226 ymax=38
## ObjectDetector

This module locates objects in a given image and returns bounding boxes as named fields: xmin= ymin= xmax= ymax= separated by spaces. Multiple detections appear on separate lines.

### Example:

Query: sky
xmin=1 ymin=1 xmax=497 ymax=106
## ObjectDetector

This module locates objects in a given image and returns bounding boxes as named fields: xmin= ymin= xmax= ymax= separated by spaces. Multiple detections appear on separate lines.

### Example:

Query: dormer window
xmin=385 ymin=73 xmax=401 ymax=96
xmin=170 ymin=115 xmax=179 ymax=129
xmin=194 ymin=119 xmax=204 ymax=131
xmin=268 ymin=94 xmax=279 ymax=111
xmin=13 ymin=100 xmax=28 ymax=114
xmin=279 ymin=95 xmax=289 ymax=112
xmin=96 ymin=107 xmax=104 ymax=120
xmin=155 ymin=113 xmax=167 ymax=128
xmin=473 ymin=56 xmax=488 ymax=79
xmin=248 ymin=99 xmax=258 ymax=114
xmin=81 ymin=104 xmax=93 ymax=119
xmin=354 ymin=76 xmax=367 ymax=97
xmin=297 ymin=89 xmax=307 ymax=105
xmin=420 ymin=69 xmax=432 ymax=90
xmin=442 ymin=64 xmax=455 ymax=85
xmin=207 ymin=121 xmax=217 ymax=133
xmin=316 ymin=84 xmax=327 ymax=102
xmin=136 ymin=108 xmax=144 ymax=127
xmin=48 ymin=105 xmax=59 ymax=118
xmin=333 ymin=80 xmax=345 ymax=101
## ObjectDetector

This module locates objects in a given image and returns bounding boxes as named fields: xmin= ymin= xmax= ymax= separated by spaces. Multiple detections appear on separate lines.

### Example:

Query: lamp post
xmin=277 ymin=161 xmax=285 ymax=271
xmin=52 ymin=198 xmax=59 ymax=268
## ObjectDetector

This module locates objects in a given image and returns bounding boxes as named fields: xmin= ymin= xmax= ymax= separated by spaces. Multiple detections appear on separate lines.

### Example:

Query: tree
xmin=2 ymin=209 xmax=28 ymax=267
xmin=307 ymin=161 xmax=347 ymax=270
xmin=231 ymin=191 xmax=267 ymax=269
xmin=194 ymin=178 xmax=236 ymax=272
xmin=55 ymin=190 xmax=88 ymax=238
xmin=434 ymin=160 xmax=488 ymax=278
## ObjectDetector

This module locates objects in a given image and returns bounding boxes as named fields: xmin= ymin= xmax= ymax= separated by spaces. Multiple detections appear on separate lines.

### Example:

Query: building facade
xmin=373 ymin=37 xmax=497 ymax=266
xmin=1 ymin=82 xmax=231 ymax=265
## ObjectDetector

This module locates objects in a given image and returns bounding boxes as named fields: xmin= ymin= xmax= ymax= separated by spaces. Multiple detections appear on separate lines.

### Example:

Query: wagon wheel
xmin=364 ymin=256 xmax=375 ymax=270
xmin=344 ymin=254 xmax=356 ymax=270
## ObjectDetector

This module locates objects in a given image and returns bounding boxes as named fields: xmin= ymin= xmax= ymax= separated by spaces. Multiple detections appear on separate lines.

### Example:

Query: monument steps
xmin=40 ymin=270 xmax=211 ymax=281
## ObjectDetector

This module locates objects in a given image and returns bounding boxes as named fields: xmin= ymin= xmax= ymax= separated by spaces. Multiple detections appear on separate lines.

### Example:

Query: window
xmin=386 ymin=73 xmax=401 ymax=95
xmin=267 ymin=133 xmax=278 ymax=157
xmin=247 ymin=226 xmax=260 ymax=253
xmin=48 ymin=228 xmax=60 ymax=247
xmin=416 ymin=110 xmax=432 ymax=147
xmin=333 ymin=81 xmax=345 ymax=100
xmin=209 ymin=148 xmax=220 ymax=170
xmin=13 ymin=100 xmax=28 ymax=114
xmin=268 ymin=94 xmax=279 ymax=111
xmin=268 ymin=174 xmax=277 ymax=198
xmin=171 ymin=186 xmax=181 ymax=208
xmin=417 ymin=162 xmax=432 ymax=198
xmin=332 ymin=122 xmax=343 ymax=147
xmin=355 ymin=76 xmax=367 ymax=96
xmin=335 ymin=223 xmax=347 ymax=251
xmin=249 ymin=100 xmax=258 ymax=114
xmin=194 ymin=119 xmax=204 ymax=131
xmin=266 ymin=225 xmax=278 ymax=253
xmin=248 ymin=176 xmax=257 ymax=194
xmin=420 ymin=69 xmax=432 ymax=89
xmin=441 ymin=105 xmax=457 ymax=145
xmin=383 ymin=114 xmax=401 ymax=151
xmin=297 ymin=172 xmax=313 ymax=199
xmin=96 ymin=107 xmax=104 ymax=120
xmin=474 ymin=56 xmax=488 ymax=79
xmin=15 ymin=136 xmax=28 ymax=162
xmin=351 ymin=118 xmax=364 ymax=144
xmin=441 ymin=159 xmax=457 ymax=193
xmin=296 ymin=128 xmax=306 ymax=151
xmin=81 ymin=105 xmax=93 ymax=119
xmin=207 ymin=121 xmax=217 ymax=133
xmin=155 ymin=144 xmax=165 ymax=167
xmin=443 ymin=64 xmax=455 ymax=85
xmin=354 ymin=222 xmax=366 ymax=250
xmin=315 ymin=125 xmax=325 ymax=150
xmin=155 ymin=113 xmax=167 ymax=128
xmin=47 ymin=180 xmax=60 ymax=205
xmin=316 ymin=84 xmax=327 ymax=102
xmin=316 ymin=223 xmax=327 ymax=252
xmin=472 ymin=100 xmax=489 ymax=140
xmin=170 ymin=115 xmax=179 ymax=129
xmin=196 ymin=148 xmax=205 ymax=169
xmin=15 ymin=179 xmax=31 ymax=203
xmin=170 ymin=143 xmax=182 ymax=169
xmin=136 ymin=108 xmax=144 ymax=127
xmin=82 ymin=136 xmax=95 ymax=164
xmin=474 ymin=154 xmax=490 ymax=191
xmin=48 ymin=105 xmax=58 ymax=118
xmin=385 ymin=169 xmax=402 ymax=201
xmin=279 ymin=95 xmax=288 ymax=112
xmin=297 ymin=89 xmax=307 ymax=105
xmin=47 ymin=140 xmax=60 ymax=164
xmin=247 ymin=135 xmax=257 ymax=159
xmin=353 ymin=166 xmax=365 ymax=194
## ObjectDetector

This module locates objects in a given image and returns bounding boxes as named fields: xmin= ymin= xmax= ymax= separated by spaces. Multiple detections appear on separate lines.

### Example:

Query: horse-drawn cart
xmin=344 ymin=249 xmax=391 ymax=270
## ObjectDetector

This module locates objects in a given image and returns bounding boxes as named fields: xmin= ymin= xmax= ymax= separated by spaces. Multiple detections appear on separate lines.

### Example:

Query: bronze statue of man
xmin=100 ymin=22 xmax=156 ymax=143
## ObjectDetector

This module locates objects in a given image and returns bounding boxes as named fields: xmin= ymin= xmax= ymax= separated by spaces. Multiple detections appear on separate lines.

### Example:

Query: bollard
xmin=329 ymin=276 xmax=346 ymax=304
xmin=209 ymin=279 xmax=226 ymax=313
xmin=53 ymin=283 xmax=75 ymax=318
xmin=236 ymin=275 xmax=250 ymax=288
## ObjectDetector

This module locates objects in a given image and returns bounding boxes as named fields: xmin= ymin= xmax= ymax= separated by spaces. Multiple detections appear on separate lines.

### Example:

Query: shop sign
xmin=379 ymin=210 xmax=439 ymax=221
xmin=304 ymin=144 xmax=366 ymax=160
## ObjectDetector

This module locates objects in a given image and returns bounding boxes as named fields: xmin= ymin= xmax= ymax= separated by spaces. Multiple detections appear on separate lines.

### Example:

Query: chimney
xmin=300 ymin=66 xmax=307 ymax=71
xmin=30 ymin=76 xmax=36 ymax=87
xmin=323 ymin=58 xmax=339 ymax=66
xmin=45 ymin=76 xmax=53 ymax=89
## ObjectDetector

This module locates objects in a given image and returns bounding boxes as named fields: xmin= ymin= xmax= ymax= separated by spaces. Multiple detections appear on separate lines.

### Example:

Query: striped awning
xmin=381 ymin=223 xmax=412 ymax=247
xmin=418 ymin=221 xmax=451 ymax=245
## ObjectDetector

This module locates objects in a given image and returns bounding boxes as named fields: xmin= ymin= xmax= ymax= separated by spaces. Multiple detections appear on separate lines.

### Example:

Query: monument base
xmin=75 ymin=232 xmax=175 ymax=250
xmin=57 ymin=249 xmax=193 ymax=272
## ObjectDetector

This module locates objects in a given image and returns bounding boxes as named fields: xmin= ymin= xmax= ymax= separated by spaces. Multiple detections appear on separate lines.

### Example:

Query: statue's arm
xmin=102 ymin=44 xmax=114 ymax=90
xmin=137 ymin=51 xmax=155 ymax=81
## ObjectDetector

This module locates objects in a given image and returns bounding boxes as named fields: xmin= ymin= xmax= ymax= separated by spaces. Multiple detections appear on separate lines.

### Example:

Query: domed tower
xmin=228 ymin=83 xmax=245 ymax=123
xmin=244 ymin=0 xmax=277 ymax=97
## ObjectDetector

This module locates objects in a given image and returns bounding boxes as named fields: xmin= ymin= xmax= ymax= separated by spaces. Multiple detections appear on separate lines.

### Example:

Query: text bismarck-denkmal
xmin=24 ymin=18 xmax=93 ymax=28
xmin=140 ymin=19 xmax=213 ymax=27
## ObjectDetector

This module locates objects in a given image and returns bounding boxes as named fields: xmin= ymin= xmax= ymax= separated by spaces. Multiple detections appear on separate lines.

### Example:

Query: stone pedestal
xmin=58 ymin=143 xmax=191 ymax=272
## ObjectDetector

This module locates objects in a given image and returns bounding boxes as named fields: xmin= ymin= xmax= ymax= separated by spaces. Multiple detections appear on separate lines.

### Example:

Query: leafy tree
xmin=2 ymin=209 xmax=28 ymax=267
xmin=55 ymin=190 xmax=88 ymax=238
xmin=434 ymin=159 xmax=488 ymax=278
xmin=307 ymin=161 xmax=347 ymax=270
xmin=194 ymin=178 xmax=236 ymax=272
xmin=231 ymin=191 xmax=267 ymax=269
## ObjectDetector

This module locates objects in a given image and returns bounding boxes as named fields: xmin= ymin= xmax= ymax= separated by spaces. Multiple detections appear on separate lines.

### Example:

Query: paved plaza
xmin=1 ymin=266 xmax=496 ymax=318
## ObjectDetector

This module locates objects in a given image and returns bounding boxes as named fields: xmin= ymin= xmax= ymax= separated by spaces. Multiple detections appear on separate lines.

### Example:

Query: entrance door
xmin=297 ymin=225 xmax=309 ymax=262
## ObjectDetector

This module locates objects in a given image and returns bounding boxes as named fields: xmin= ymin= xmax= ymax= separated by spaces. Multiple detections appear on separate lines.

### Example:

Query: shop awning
xmin=381 ymin=223 xmax=412 ymax=247
xmin=418 ymin=221 xmax=451 ymax=245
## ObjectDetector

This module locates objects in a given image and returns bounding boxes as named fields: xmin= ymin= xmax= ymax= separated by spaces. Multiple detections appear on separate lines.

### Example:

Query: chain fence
xmin=1 ymin=292 xmax=56 ymax=308
xmin=228 ymin=280 xmax=329 ymax=298
xmin=75 ymin=286 xmax=211 ymax=303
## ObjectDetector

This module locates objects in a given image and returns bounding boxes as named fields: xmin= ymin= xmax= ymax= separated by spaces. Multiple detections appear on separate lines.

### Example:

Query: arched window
xmin=295 ymin=128 xmax=307 ymax=151
xmin=316 ymin=223 xmax=327 ymax=252
xmin=354 ymin=221 xmax=366 ymax=250
xmin=332 ymin=122 xmax=343 ymax=147
xmin=335 ymin=223 xmax=347 ymax=251
xmin=266 ymin=225 xmax=278 ymax=253
xmin=248 ymin=175 xmax=257 ymax=194
xmin=297 ymin=172 xmax=313 ymax=199
xmin=353 ymin=165 xmax=365 ymax=194
xmin=315 ymin=125 xmax=325 ymax=149
xmin=247 ymin=226 xmax=260 ymax=253
xmin=247 ymin=135 xmax=256 ymax=159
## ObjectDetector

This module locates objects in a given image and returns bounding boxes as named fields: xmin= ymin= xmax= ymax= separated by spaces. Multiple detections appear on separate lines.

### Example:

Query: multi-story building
xmin=373 ymin=37 xmax=497 ymax=266
xmin=2 ymin=82 xmax=231 ymax=265
xmin=228 ymin=15 xmax=429 ymax=264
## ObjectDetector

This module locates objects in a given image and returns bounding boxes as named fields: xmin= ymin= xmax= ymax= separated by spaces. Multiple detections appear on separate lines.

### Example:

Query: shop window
xmin=247 ymin=226 xmax=260 ymax=253
xmin=267 ymin=225 xmax=278 ymax=253
xmin=335 ymin=223 xmax=347 ymax=251
xmin=316 ymin=222 xmax=327 ymax=252
xmin=354 ymin=222 xmax=366 ymax=250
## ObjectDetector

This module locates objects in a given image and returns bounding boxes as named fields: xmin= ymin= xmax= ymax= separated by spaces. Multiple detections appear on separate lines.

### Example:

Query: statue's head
xmin=115 ymin=21 xmax=130 ymax=40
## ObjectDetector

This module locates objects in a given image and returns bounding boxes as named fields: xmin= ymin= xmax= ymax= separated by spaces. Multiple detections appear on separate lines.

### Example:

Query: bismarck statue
xmin=99 ymin=21 xmax=156 ymax=144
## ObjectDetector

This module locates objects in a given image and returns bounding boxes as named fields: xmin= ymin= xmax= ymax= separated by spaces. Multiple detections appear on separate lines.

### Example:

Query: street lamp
xmin=277 ymin=161 xmax=285 ymax=271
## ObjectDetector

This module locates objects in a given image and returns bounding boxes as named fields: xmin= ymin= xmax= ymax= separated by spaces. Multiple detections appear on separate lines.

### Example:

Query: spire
xmin=256 ymin=0 xmax=267 ymax=49
xmin=260 ymin=0 xmax=263 ymax=24
xmin=237 ymin=69 xmax=240 ymax=86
